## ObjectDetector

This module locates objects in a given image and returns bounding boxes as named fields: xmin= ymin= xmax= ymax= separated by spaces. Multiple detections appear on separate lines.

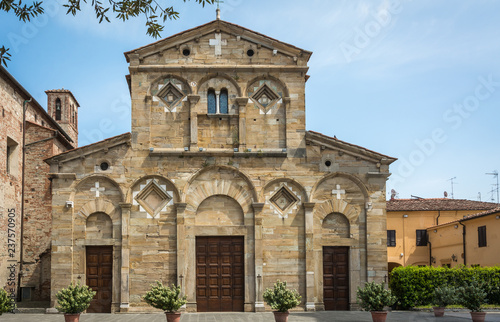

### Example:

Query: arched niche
xmin=86 ymin=212 xmax=113 ymax=239
xmin=322 ymin=212 xmax=350 ymax=238
xmin=195 ymin=195 xmax=244 ymax=226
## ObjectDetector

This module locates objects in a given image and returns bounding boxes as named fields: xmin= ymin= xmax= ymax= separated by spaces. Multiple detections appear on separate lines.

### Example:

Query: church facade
xmin=46 ymin=19 xmax=395 ymax=313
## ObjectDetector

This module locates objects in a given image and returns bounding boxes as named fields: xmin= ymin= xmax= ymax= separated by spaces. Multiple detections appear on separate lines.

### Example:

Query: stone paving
xmin=1 ymin=311 xmax=500 ymax=322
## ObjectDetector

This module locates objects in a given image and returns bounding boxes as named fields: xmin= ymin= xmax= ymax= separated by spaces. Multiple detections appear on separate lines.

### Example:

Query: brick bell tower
xmin=46 ymin=89 xmax=80 ymax=147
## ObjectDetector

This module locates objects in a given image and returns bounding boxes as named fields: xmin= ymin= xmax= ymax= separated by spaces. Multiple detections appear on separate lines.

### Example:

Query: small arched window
xmin=219 ymin=88 xmax=228 ymax=114
xmin=55 ymin=98 xmax=61 ymax=121
xmin=207 ymin=89 xmax=216 ymax=114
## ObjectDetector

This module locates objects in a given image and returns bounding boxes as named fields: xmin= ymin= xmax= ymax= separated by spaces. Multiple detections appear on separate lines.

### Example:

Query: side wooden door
xmin=86 ymin=246 xmax=112 ymax=313
xmin=323 ymin=246 xmax=349 ymax=310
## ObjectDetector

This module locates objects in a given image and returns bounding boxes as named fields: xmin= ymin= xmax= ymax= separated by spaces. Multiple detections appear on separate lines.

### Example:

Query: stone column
xmin=252 ymin=202 xmax=265 ymax=311
xmin=188 ymin=95 xmax=200 ymax=150
xmin=175 ymin=203 xmax=188 ymax=306
xmin=235 ymin=98 xmax=248 ymax=151
xmin=303 ymin=202 xmax=316 ymax=311
xmin=119 ymin=203 xmax=131 ymax=312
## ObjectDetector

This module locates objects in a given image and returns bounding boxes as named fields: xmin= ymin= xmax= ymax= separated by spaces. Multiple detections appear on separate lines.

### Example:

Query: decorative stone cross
xmin=332 ymin=184 xmax=346 ymax=199
xmin=90 ymin=181 xmax=105 ymax=198
xmin=209 ymin=33 xmax=227 ymax=56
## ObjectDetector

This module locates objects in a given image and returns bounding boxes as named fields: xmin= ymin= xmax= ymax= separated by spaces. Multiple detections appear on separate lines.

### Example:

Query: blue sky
xmin=1 ymin=0 xmax=499 ymax=201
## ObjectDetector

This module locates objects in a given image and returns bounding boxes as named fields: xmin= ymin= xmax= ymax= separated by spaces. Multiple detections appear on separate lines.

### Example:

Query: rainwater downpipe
xmin=18 ymin=97 xmax=32 ymax=300
xmin=428 ymin=240 xmax=433 ymax=266
xmin=436 ymin=210 xmax=441 ymax=225
xmin=459 ymin=221 xmax=466 ymax=266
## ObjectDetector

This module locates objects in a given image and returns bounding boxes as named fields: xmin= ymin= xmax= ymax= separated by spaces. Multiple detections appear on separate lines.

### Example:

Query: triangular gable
xmin=124 ymin=19 xmax=312 ymax=63
xmin=45 ymin=132 xmax=131 ymax=165
xmin=306 ymin=130 xmax=397 ymax=165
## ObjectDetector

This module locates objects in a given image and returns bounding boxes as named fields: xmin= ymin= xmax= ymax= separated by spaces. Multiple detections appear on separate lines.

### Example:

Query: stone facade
xmin=46 ymin=19 xmax=396 ymax=312
xmin=0 ymin=66 xmax=78 ymax=302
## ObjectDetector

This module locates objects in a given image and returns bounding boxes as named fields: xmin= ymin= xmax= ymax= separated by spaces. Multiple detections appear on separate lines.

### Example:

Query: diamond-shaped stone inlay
xmin=270 ymin=186 xmax=298 ymax=214
xmin=250 ymin=83 xmax=280 ymax=113
xmin=134 ymin=180 xmax=172 ymax=217
xmin=157 ymin=82 xmax=185 ymax=110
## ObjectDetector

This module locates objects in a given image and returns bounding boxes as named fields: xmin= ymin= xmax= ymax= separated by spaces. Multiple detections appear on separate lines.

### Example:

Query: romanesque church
xmin=45 ymin=16 xmax=396 ymax=313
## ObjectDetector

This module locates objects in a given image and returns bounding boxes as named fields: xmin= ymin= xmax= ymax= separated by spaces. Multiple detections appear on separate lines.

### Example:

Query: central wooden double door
xmin=196 ymin=236 xmax=244 ymax=312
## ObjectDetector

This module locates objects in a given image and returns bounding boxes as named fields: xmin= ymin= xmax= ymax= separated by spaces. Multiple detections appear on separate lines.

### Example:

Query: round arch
xmin=126 ymin=174 xmax=181 ymax=204
xmin=310 ymin=172 xmax=370 ymax=202
xmin=70 ymin=174 xmax=125 ymax=202
xmin=183 ymin=165 xmax=258 ymax=204
xmin=147 ymin=74 xmax=192 ymax=95
xmin=260 ymin=177 xmax=309 ymax=203
xmin=245 ymin=74 xmax=290 ymax=98
xmin=196 ymin=73 xmax=242 ymax=97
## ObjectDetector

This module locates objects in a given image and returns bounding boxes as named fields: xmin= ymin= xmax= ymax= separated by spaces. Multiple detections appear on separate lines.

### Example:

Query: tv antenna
xmin=486 ymin=171 xmax=499 ymax=204
xmin=448 ymin=177 xmax=457 ymax=199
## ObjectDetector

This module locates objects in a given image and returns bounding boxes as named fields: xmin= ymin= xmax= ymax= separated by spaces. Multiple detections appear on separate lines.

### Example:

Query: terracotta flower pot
xmin=370 ymin=311 xmax=388 ymax=322
xmin=273 ymin=311 xmax=289 ymax=322
xmin=433 ymin=307 xmax=445 ymax=317
xmin=165 ymin=312 xmax=181 ymax=322
xmin=470 ymin=312 xmax=486 ymax=322
xmin=64 ymin=313 xmax=80 ymax=322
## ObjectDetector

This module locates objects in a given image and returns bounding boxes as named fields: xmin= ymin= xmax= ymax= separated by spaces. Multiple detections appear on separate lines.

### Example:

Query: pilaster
xmin=252 ymin=202 xmax=265 ymax=311
xmin=119 ymin=203 xmax=131 ymax=312
xmin=304 ymin=202 xmax=316 ymax=311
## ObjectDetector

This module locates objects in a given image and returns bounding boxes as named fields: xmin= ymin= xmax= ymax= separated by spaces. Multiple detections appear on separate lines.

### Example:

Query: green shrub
xmin=263 ymin=280 xmax=301 ymax=312
xmin=55 ymin=282 xmax=96 ymax=314
xmin=0 ymin=288 xmax=14 ymax=315
xmin=143 ymin=282 xmax=186 ymax=313
xmin=389 ymin=266 xmax=500 ymax=309
xmin=458 ymin=279 xmax=488 ymax=312
xmin=433 ymin=286 xmax=457 ymax=307
xmin=356 ymin=281 xmax=396 ymax=311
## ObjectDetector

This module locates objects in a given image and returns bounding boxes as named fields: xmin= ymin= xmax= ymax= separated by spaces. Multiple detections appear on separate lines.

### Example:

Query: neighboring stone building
xmin=0 ymin=66 xmax=79 ymax=302
xmin=386 ymin=198 xmax=498 ymax=272
xmin=46 ymin=18 xmax=396 ymax=313
xmin=427 ymin=207 xmax=500 ymax=268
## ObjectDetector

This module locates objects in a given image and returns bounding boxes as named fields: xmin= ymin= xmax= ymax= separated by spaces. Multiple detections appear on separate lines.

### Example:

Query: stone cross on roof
xmin=332 ymin=184 xmax=346 ymax=199
xmin=90 ymin=181 xmax=105 ymax=198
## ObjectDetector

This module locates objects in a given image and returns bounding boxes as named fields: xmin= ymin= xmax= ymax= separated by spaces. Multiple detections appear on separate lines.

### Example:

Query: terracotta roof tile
xmin=428 ymin=206 xmax=500 ymax=228
xmin=387 ymin=198 xmax=498 ymax=212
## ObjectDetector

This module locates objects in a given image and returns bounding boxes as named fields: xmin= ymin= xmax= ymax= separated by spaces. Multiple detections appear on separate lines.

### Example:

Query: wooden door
xmin=323 ymin=246 xmax=349 ymax=310
xmin=86 ymin=246 xmax=113 ymax=313
xmin=196 ymin=236 xmax=244 ymax=312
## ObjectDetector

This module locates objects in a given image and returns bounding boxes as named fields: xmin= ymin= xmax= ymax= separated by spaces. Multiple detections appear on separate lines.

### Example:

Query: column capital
xmin=235 ymin=97 xmax=249 ymax=107
xmin=174 ymin=202 xmax=187 ymax=212
xmin=187 ymin=94 xmax=200 ymax=105
xmin=303 ymin=202 xmax=316 ymax=209
xmin=119 ymin=202 xmax=132 ymax=209
xmin=252 ymin=202 xmax=265 ymax=212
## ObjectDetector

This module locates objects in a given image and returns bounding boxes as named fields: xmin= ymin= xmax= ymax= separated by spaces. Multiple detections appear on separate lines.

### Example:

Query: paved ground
xmin=1 ymin=311 xmax=500 ymax=322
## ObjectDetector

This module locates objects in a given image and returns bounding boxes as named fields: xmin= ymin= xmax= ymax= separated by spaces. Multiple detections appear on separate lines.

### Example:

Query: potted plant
xmin=143 ymin=281 xmax=187 ymax=322
xmin=263 ymin=280 xmax=301 ymax=322
xmin=458 ymin=279 xmax=488 ymax=322
xmin=55 ymin=282 xmax=96 ymax=322
xmin=0 ymin=288 xmax=15 ymax=315
xmin=432 ymin=285 xmax=457 ymax=317
xmin=356 ymin=281 xmax=396 ymax=322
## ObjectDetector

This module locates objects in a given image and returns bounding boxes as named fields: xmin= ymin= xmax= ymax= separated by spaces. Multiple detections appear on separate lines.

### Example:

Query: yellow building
xmin=428 ymin=207 xmax=500 ymax=268
xmin=386 ymin=198 xmax=497 ymax=272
